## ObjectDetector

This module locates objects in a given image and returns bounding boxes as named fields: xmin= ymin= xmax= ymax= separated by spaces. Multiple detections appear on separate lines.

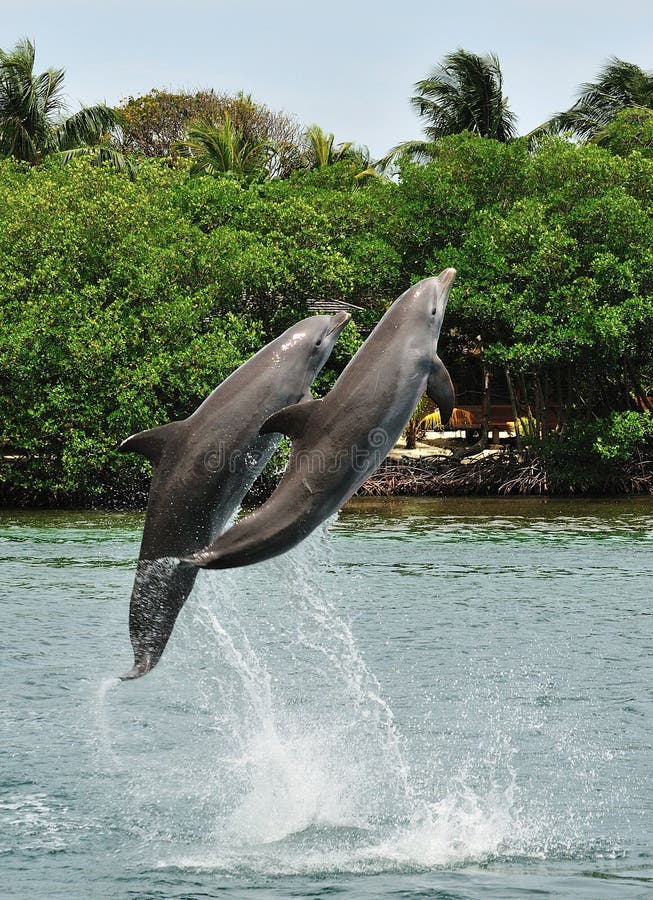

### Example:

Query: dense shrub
xmin=542 ymin=412 xmax=653 ymax=491
xmin=1 ymin=134 xmax=652 ymax=503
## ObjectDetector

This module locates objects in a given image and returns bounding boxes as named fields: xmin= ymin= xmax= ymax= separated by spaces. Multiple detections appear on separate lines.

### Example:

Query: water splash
xmin=93 ymin=675 xmax=122 ymax=767
xmin=165 ymin=521 xmax=412 ymax=847
xmin=94 ymin=518 xmax=605 ymax=876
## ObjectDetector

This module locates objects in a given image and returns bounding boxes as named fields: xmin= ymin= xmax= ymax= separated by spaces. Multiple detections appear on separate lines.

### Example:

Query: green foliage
xmin=594 ymin=108 xmax=653 ymax=159
xmin=2 ymin=126 xmax=653 ymax=504
xmin=594 ymin=410 xmax=653 ymax=460
xmin=0 ymin=157 xmax=395 ymax=503
xmin=0 ymin=37 xmax=128 ymax=172
xmin=411 ymin=49 xmax=518 ymax=143
xmin=0 ymin=155 xmax=265 ymax=501
xmin=409 ymin=136 xmax=653 ymax=412
xmin=542 ymin=412 xmax=653 ymax=490
xmin=179 ymin=114 xmax=274 ymax=178
xmin=302 ymin=124 xmax=376 ymax=180
xmin=116 ymin=88 xmax=305 ymax=177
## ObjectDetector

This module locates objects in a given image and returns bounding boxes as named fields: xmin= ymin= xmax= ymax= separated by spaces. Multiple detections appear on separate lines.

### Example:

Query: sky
xmin=2 ymin=0 xmax=652 ymax=157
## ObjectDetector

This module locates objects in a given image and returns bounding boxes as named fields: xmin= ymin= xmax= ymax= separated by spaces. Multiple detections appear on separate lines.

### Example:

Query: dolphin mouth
xmin=327 ymin=310 xmax=351 ymax=334
xmin=437 ymin=267 xmax=456 ymax=292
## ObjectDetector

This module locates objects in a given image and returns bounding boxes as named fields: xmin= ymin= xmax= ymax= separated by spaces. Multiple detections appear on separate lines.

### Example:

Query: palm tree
xmin=179 ymin=114 xmax=274 ymax=177
xmin=0 ymin=38 xmax=129 ymax=171
xmin=304 ymin=124 xmax=355 ymax=167
xmin=379 ymin=49 xmax=517 ymax=170
xmin=411 ymin=49 xmax=517 ymax=143
xmin=546 ymin=58 xmax=653 ymax=141
xmin=303 ymin=124 xmax=378 ymax=181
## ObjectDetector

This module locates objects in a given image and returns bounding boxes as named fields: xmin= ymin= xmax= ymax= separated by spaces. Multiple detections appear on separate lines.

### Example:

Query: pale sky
xmin=2 ymin=0 xmax=652 ymax=157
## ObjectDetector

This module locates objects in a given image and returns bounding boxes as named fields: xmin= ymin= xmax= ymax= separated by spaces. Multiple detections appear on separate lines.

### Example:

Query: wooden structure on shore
xmin=451 ymin=403 xmax=561 ymax=441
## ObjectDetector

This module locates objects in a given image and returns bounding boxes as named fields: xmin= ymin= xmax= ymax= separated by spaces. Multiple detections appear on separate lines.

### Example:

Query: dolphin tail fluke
xmin=119 ymin=651 xmax=153 ymax=681
xmin=122 ymin=558 xmax=200 ymax=680
xmin=427 ymin=355 xmax=455 ymax=427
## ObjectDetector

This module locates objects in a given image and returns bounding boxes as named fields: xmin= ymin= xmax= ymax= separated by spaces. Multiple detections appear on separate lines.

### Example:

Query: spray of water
xmin=93 ymin=519 xmax=578 ymax=875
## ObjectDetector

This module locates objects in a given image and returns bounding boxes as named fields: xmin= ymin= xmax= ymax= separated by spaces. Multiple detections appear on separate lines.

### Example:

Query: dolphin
xmin=182 ymin=270 xmax=455 ymax=571
xmin=119 ymin=311 xmax=351 ymax=679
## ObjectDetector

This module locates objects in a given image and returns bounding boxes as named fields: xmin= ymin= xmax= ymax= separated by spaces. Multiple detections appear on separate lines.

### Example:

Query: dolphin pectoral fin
xmin=427 ymin=355 xmax=455 ymax=427
xmin=118 ymin=421 xmax=184 ymax=464
xmin=180 ymin=547 xmax=222 ymax=569
xmin=260 ymin=399 xmax=322 ymax=440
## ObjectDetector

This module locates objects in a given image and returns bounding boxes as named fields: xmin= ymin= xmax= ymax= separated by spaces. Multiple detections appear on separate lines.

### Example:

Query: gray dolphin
xmin=183 ymin=270 xmax=455 ymax=570
xmin=119 ymin=311 xmax=351 ymax=679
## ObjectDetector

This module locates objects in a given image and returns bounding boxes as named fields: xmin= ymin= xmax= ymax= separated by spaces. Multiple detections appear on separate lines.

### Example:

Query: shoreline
xmin=2 ymin=450 xmax=653 ymax=511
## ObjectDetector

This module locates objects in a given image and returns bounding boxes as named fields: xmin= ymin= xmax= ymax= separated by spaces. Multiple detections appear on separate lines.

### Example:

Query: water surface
xmin=1 ymin=497 xmax=652 ymax=898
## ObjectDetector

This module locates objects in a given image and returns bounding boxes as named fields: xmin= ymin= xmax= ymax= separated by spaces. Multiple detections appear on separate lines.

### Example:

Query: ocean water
xmin=1 ymin=497 xmax=651 ymax=898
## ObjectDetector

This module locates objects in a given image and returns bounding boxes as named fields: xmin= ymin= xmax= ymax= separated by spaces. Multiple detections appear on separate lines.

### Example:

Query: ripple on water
xmin=1 ymin=501 xmax=651 ymax=898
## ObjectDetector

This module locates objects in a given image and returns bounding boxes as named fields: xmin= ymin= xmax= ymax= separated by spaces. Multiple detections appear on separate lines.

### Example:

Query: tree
xmin=548 ymin=58 xmax=653 ymax=141
xmin=0 ymin=38 xmax=128 ymax=171
xmin=379 ymin=49 xmax=517 ymax=170
xmin=303 ymin=124 xmax=377 ymax=181
xmin=226 ymin=92 xmax=306 ymax=177
xmin=178 ymin=114 xmax=274 ymax=177
xmin=411 ymin=49 xmax=517 ymax=142
xmin=593 ymin=107 xmax=653 ymax=158
xmin=304 ymin=124 xmax=354 ymax=167
xmin=116 ymin=88 xmax=221 ymax=157
xmin=117 ymin=88 xmax=305 ymax=176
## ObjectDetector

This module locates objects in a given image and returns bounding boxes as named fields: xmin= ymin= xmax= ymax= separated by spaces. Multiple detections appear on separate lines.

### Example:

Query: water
xmin=1 ymin=498 xmax=652 ymax=898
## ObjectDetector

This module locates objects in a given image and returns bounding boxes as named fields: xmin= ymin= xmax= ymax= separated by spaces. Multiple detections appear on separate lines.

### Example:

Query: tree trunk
xmin=505 ymin=367 xmax=522 ymax=451
xmin=455 ymin=364 xmax=491 ymax=459
xmin=626 ymin=362 xmax=653 ymax=412
xmin=534 ymin=373 xmax=546 ymax=441
xmin=519 ymin=374 xmax=536 ymax=439
xmin=481 ymin=364 xmax=491 ymax=443
xmin=405 ymin=419 xmax=418 ymax=450
xmin=541 ymin=371 xmax=551 ymax=439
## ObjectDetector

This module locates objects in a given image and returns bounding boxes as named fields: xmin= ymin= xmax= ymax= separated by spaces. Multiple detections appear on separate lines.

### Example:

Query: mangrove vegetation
xmin=1 ymin=39 xmax=653 ymax=505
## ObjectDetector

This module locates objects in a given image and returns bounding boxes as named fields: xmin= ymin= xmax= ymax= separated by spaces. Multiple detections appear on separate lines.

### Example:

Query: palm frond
xmin=411 ymin=48 xmax=517 ymax=142
xmin=35 ymin=67 xmax=66 ymax=122
xmin=178 ymin=114 xmax=273 ymax=177
xmin=419 ymin=411 xmax=444 ymax=431
xmin=377 ymin=139 xmax=440 ymax=171
xmin=305 ymin=123 xmax=336 ymax=167
xmin=56 ymin=144 xmax=135 ymax=176
xmin=0 ymin=38 xmax=129 ymax=169
xmin=419 ymin=408 xmax=472 ymax=431
xmin=549 ymin=57 xmax=653 ymax=140
xmin=53 ymin=104 xmax=120 ymax=151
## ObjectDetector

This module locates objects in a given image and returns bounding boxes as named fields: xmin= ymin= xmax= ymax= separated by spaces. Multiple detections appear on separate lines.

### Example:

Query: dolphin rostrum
xmin=119 ymin=311 xmax=351 ymax=679
xmin=183 ymin=270 xmax=455 ymax=571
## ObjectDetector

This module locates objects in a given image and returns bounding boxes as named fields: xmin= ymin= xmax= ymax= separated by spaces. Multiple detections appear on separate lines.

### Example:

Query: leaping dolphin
xmin=119 ymin=311 xmax=351 ymax=679
xmin=182 ymin=270 xmax=455 ymax=571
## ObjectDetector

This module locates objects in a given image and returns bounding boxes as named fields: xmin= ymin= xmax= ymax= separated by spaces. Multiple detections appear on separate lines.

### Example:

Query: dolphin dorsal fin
xmin=260 ymin=399 xmax=322 ymax=440
xmin=118 ymin=421 xmax=182 ymax=464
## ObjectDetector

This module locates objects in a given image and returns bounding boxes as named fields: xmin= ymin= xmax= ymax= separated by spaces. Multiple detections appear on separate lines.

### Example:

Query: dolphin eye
xmin=315 ymin=338 xmax=322 ymax=346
